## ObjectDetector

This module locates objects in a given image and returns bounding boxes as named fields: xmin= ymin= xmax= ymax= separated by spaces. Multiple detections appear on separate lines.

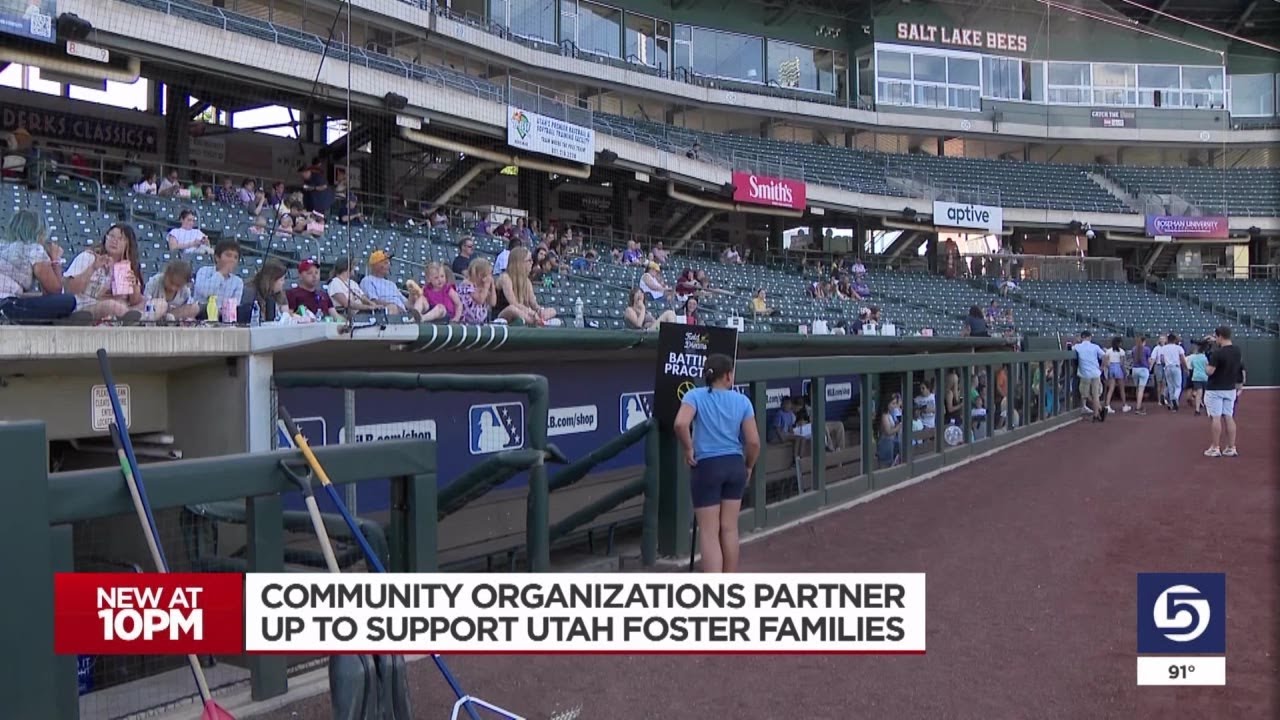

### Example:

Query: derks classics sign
xmin=932 ymin=200 xmax=1004 ymax=234
xmin=731 ymin=171 xmax=807 ymax=211
xmin=895 ymin=22 xmax=1028 ymax=53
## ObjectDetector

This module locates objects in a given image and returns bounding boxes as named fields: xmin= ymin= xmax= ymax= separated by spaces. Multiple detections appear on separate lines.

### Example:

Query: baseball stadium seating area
xmin=6 ymin=179 xmax=1273 ymax=339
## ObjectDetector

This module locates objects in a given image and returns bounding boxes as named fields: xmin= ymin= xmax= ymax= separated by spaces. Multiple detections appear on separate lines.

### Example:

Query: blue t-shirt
xmin=1073 ymin=340 xmax=1104 ymax=379
xmin=1188 ymin=353 xmax=1209 ymax=382
xmin=682 ymin=386 xmax=755 ymax=462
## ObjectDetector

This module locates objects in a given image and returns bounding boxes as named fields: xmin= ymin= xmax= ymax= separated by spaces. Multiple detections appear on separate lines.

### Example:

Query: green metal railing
xmin=2 ymin=428 xmax=436 ymax=720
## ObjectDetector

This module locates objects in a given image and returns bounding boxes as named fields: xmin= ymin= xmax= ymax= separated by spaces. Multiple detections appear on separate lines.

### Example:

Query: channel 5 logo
xmin=1136 ymin=573 xmax=1226 ymax=655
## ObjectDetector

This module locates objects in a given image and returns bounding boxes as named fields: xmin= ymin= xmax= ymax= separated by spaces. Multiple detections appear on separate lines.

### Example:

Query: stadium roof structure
xmin=750 ymin=0 xmax=1280 ymax=46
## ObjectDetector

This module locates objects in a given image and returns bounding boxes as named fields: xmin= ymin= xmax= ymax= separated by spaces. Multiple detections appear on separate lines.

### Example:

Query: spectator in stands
xmin=276 ymin=201 xmax=308 ymax=236
xmin=334 ymin=190 xmax=364 ymax=226
xmin=751 ymin=289 xmax=777 ymax=317
xmin=300 ymin=158 xmax=334 ymax=214
xmin=326 ymin=258 xmax=375 ymax=314
xmin=852 ymin=276 xmax=870 ymax=298
xmin=622 ymin=240 xmax=645 ymax=266
xmin=429 ymin=208 xmax=448 ymax=229
xmin=266 ymin=181 xmax=286 ymax=210
xmin=685 ymin=141 xmax=700 ymax=160
xmin=239 ymin=260 xmax=288 ymax=322
xmin=914 ymin=379 xmax=937 ymax=439
xmin=640 ymin=262 xmax=670 ymax=308
xmin=493 ymin=236 xmax=521 ymax=275
xmin=360 ymin=250 xmax=407 ymax=313
xmin=624 ymin=287 xmax=676 ymax=331
xmin=406 ymin=262 xmax=462 ymax=323
xmin=679 ymin=295 xmax=700 ymax=324
xmin=247 ymin=187 xmax=269 ymax=217
xmin=722 ymin=246 xmax=742 ymax=264
xmin=530 ymin=247 xmax=557 ymax=283
xmin=451 ymin=237 xmax=476 ymax=277
xmin=237 ymin=179 xmax=257 ymax=208
xmin=496 ymin=247 xmax=557 ymax=326
xmin=457 ymin=257 xmax=496 ymax=325
xmin=193 ymin=240 xmax=244 ymax=317
xmin=132 ymin=171 xmax=158 ymax=196
xmin=215 ymin=177 xmax=237 ymax=205
xmin=167 ymin=210 xmax=211 ymax=255
xmin=570 ymin=249 xmax=597 ymax=274
xmin=158 ymin=169 xmax=182 ymax=198
xmin=494 ymin=218 xmax=515 ymax=239
xmin=248 ymin=215 xmax=270 ymax=237
xmin=943 ymin=372 xmax=963 ymax=428
xmin=652 ymin=241 xmax=669 ymax=266
xmin=0 ymin=209 xmax=74 ymax=323
xmin=961 ymin=305 xmax=989 ymax=337
xmin=201 ymin=185 xmax=216 ymax=202
xmin=286 ymin=259 xmax=339 ymax=321
xmin=142 ymin=260 xmax=198 ymax=321
xmin=64 ymin=223 xmax=146 ymax=321
xmin=303 ymin=211 xmax=326 ymax=238
xmin=675 ymin=269 xmax=699 ymax=303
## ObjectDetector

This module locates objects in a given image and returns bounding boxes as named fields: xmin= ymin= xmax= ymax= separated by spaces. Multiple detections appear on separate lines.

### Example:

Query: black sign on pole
xmin=653 ymin=323 xmax=740 ymax=430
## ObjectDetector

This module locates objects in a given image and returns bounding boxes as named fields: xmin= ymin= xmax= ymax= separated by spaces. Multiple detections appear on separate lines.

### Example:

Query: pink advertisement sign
xmin=731 ymin=171 xmax=807 ymax=210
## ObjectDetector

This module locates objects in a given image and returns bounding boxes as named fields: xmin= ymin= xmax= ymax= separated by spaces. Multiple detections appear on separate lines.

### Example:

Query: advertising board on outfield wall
xmin=1144 ymin=215 xmax=1230 ymax=239
xmin=507 ymin=106 xmax=595 ymax=165
xmin=932 ymin=200 xmax=1004 ymax=234
xmin=731 ymin=171 xmax=807 ymax=210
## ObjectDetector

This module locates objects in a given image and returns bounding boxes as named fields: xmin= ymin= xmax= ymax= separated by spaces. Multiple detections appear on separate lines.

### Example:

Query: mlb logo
xmin=469 ymin=403 xmax=525 ymax=455
xmin=619 ymin=392 xmax=654 ymax=433
xmin=1136 ymin=573 xmax=1226 ymax=655
xmin=276 ymin=417 xmax=327 ymax=448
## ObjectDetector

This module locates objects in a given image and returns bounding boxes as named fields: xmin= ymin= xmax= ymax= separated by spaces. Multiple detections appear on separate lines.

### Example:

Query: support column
xmin=164 ymin=84 xmax=191 ymax=171
xmin=612 ymin=181 xmax=627 ymax=231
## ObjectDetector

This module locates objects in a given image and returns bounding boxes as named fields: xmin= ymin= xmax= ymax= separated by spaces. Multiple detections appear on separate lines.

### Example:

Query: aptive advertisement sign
xmin=932 ymin=200 xmax=1003 ymax=234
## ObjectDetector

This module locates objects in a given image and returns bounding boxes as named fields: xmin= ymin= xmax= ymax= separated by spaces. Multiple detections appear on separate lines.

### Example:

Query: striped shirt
xmin=0 ymin=241 xmax=51 ymax=300
xmin=359 ymin=274 xmax=406 ymax=311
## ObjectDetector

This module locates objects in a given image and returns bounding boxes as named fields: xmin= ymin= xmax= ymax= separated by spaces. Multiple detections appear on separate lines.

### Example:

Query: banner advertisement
xmin=1 ymin=104 xmax=160 ymax=153
xmin=0 ymin=0 xmax=55 ymax=44
xmin=1090 ymin=109 xmax=1136 ymax=129
xmin=653 ymin=323 xmax=739 ymax=430
xmin=507 ymin=106 xmax=595 ymax=165
xmin=731 ymin=171 xmax=807 ymax=210
xmin=1144 ymin=215 xmax=1230 ymax=239
xmin=932 ymin=200 xmax=1004 ymax=234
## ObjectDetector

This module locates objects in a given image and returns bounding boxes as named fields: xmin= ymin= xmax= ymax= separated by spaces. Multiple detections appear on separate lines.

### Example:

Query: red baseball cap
xmin=298 ymin=259 xmax=318 ymax=273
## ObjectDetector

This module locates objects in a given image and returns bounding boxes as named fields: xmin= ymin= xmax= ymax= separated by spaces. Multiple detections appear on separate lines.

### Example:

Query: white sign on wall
xmin=337 ymin=420 xmax=436 ymax=444
xmin=932 ymin=200 xmax=1004 ymax=234
xmin=91 ymin=384 xmax=130 ymax=432
xmin=507 ymin=106 xmax=596 ymax=165
xmin=547 ymin=405 xmax=599 ymax=437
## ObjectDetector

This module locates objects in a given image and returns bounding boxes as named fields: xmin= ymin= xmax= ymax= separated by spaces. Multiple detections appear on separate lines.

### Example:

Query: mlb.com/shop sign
xmin=932 ymin=201 xmax=1003 ymax=234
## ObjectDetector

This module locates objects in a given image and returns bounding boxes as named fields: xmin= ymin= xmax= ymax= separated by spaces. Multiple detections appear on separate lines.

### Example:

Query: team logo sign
xmin=676 ymin=381 xmax=696 ymax=402
xmin=510 ymin=110 xmax=531 ymax=139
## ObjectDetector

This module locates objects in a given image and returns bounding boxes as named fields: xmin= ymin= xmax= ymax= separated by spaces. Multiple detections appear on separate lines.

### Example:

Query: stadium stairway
xmin=1085 ymin=171 xmax=1146 ymax=214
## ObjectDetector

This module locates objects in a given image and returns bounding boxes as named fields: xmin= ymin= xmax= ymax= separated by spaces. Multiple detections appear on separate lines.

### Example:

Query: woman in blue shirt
xmin=674 ymin=354 xmax=761 ymax=573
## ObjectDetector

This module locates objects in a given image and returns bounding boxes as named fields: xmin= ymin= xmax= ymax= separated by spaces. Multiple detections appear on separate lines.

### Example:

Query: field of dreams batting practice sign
xmin=654 ymin=323 xmax=739 ymax=430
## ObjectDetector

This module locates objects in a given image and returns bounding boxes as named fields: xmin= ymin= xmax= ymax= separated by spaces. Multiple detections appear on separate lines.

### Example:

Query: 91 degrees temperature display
xmin=1136 ymin=657 xmax=1226 ymax=686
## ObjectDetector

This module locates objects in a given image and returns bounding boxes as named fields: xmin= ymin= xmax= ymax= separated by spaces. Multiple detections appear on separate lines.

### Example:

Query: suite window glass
xmin=1229 ymin=73 xmax=1276 ymax=117
xmin=875 ymin=45 xmax=979 ymax=111
xmin=686 ymin=26 xmax=763 ymax=82
xmin=766 ymin=39 xmax=839 ymax=94
xmin=492 ymin=0 xmax=556 ymax=42
xmin=624 ymin=13 xmax=669 ymax=68
xmin=1181 ymin=66 xmax=1225 ymax=108
xmin=572 ymin=0 xmax=621 ymax=58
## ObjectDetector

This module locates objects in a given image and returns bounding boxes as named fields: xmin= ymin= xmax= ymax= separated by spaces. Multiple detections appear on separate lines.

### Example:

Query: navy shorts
xmin=690 ymin=454 xmax=748 ymax=508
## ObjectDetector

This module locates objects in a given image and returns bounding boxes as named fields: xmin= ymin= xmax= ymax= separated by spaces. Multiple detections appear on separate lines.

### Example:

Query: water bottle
xmin=573 ymin=297 xmax=584 ymax=328
xmin=250 ymin=303 xmax=261 ymax=327
xmin=143 ymin=299 xmax=155 ymax=322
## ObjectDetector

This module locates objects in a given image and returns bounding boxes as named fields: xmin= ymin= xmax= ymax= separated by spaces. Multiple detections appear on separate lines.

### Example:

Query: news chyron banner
xmin=653 ymin=323 xmax=739 ymax=431
xmin=54 ymin=573 xmax=927 ymax=655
